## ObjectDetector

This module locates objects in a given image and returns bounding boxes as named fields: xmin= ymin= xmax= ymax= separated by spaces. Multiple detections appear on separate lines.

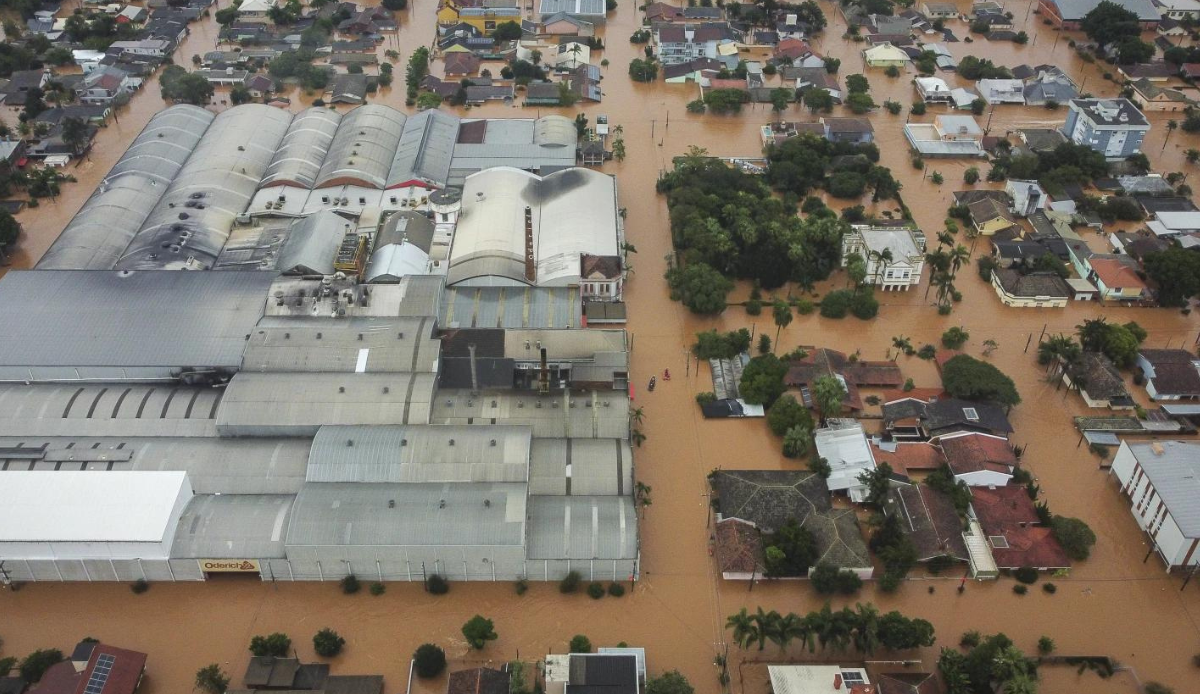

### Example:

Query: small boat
xmin=648 ymin=376 xmax=656 ymax=392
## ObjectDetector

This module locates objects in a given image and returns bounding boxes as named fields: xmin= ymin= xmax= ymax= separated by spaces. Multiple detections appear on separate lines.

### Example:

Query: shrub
xmin=960 ymin=631 xmax=981 ymax=648
xmin=910 ymin=101 xmax=926 ymax=116
xmin=341 ymin=575 xmax=361 ymax=594
xmin=19 ymin=650 xmax=64 ymax=684
xmin=963 ymin=167 xmax=980 ymax=184
xmin=1051 ymin=516 xmax=1096 ymax=560
xmin=196 ymin=664 xmax=230 ymax=694
xmin=931 ymin=172 xmax=944 ymax=185
xmin=570 ymin=635 xmax=593 ymax=653
xmin=917 ymin=345 xmax=937 ymax=360
xmin=795 ymin=299 xmax=815 ymax=315
xmin=884 ymin=100 xmax=902 ymax=114
xmin=560 ymin=570 xmax=582 ymax=593
xmin=810 ymin=562 xmax=862 ymax=594
xmin=515 ymin=579 xmax=529 ymax=595
xmin=249 ymin=633 xmax=291 ymax=658
xmin=608 ymin=582 xmax=626 ymax=597
xmin=0 ymin=658 xmax=15 ymax=676
xmin=942 ymin=327 xmax=969 ymax=349
xmin=1144 ymin=684 xmax=1174 ymax=694
xmin=413 ymin=644 xmax=447 ymax=678
xmin=911 ymin=155 xmax=924 ymax=170
xmin=885 ymin=65 xmax=900 ymax=77
xmin=313 ymin=628 xmax=345 ymax=658
xmin=819 ymin=289 xmax=853 ymax=318
xmin=745 ymin=298 xmax=762 ymax=315
xmin=1041 ymin=582 xmax=1057 ymax=594
xmin=850 ymin=291 xmax=879 ymax=319
xmin=1037 ymin=636 xmax=1055 ymax=654
xmin=131 ymin=578 xmax=150 ymax=594
xmin=427 ymin=574 xmax=449 ymax=594
xmin=462 ymin=615 xmax=498 ymax=649
xmin=1014 ymin=567 xmax=1039 ymax=584
xmin=878 ymin=571 xmax=901 ymax=592
xmin=587 ymin=582 xmax=605 ymax=599
xmin=370 ymin=582 xmax=385 ymax=596
xmin=1013 ymin=584 xmax=1028 ymax=595
xmin=695 ymin=392 xmax=716 ymax=406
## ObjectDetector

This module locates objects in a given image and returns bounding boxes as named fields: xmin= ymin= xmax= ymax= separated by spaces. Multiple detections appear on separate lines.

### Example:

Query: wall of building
xmin=1110 ymin=443 xmax=1195 ymax=568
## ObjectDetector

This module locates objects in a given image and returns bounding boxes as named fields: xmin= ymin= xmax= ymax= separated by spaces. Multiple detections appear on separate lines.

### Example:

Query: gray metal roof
xmin=1126 ymin=441 xmax=1200 ymax=535
xmin=538 ymin=0 xmax=607 ymax=16
xmin=276 ymin=210 xmax=353 ymax=276
xmin=260 ymin=107 xmax=341 ymax=189
xmin=315 ymin=105 xmax=407 ymax=189
xmin=0 ymin=270 xmax=272 ymax=376
xmin=526 ymin=495 xmax=638 ymax=560
xmin=172 ymin=493 xmax=294 ymax=559
xmin=115 ymin=105 xmax=294 ymax=270
xmin=286 ymin=482 xmax=526 ymax=546
xmin=0 ymin=436 xmax=310 ymax=494
xmin=439 ymin=286 xmax=583 ymax=329
xmin=0 ymin=383 xmax=220 ymax=437
xmin=37 ymin=106 xmax=213 ymax=270
xmin=385 ymin=109 xmax=459 ymax=189
xmin=307 ymin=425 xmax=531 ymax=483
xmin=1050 ymin=0 xmax=1159 ymax=20
xmin=376 ymin=211 xmax=435 ymax=252
xmin=528 ymin=438 xmax=631 ymax=495
xmin=216 ymin=372 xmax=438 ymax=436
xmin=242 ymin=316 xmax=440 ymax=373
xmin=432 ymin=389 xmax=629 ymax=439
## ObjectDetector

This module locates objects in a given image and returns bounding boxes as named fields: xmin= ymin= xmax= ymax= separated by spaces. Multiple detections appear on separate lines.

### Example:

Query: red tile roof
xmin=73 ymin=645 xmax=147 ymax=694
xmin=714 ymin=517 xmax=764 ymax=576
xmin=933 ymin=349 xmax=963 ymax=374
xmin=1089 ymin=257 xmax=1148 ymax=290
xmin=939 ymin=433 xmax=1016 ymax=475
xmin=880 ymin=388 xmax=944 ymax=404
xmin=29 ymin=661 xmax=79 ymax=694
xmin=970 ymin=485 xmax=1039 ymax=529
xmin=774 ymin=38 xmax=812 ymax=59
xmin=708 ymin=78 xmax=748 ymax=91
xmin=871 ymin=442 xmax=946 ymax=475
xmin=988 ymin=525 xmax=1070 ymax=569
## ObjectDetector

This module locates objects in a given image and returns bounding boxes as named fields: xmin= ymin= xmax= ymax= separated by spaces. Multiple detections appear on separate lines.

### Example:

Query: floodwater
xmin=4 ymin=1 xmax=1200 ymax=693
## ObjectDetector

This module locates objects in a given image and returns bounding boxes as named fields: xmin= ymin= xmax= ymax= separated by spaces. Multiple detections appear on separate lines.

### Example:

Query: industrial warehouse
xmin=0 ymin=104 xmax=636 ymax=585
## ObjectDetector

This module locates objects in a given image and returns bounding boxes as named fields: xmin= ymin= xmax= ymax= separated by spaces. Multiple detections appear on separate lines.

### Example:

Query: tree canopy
xmin=940 ymin=354 xmax=1021 ymax=406
xmin=1075 ymin=318 xmax=1146 ymax=367
xmin=646 ymin=671 xmax=694 ymax=694
xmin=1144 ymin=248 xmax=1200 ymax=307
xmin=1051 ymin=516 xmax=1096 ymax=560
xmin=1081 ymin=1 xmax=1141 ymax=48
xmin=462 ymin=615 xmax=498 ymax=649
xmin=739 ymin=354 xmax=788 ymax=407
xmin=160 ymin=66 xmax=213 ymax=105
xmin=666 ymin=262 xmax=732 ymax=314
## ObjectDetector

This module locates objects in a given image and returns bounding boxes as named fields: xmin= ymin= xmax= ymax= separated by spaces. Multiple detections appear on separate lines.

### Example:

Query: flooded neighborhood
xmin=1 ymin=0 xmax=1200 ymax=694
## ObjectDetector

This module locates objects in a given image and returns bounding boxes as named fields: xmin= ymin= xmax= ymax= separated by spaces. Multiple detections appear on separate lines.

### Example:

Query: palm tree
xmin=629 ymin=407 xmax=645 ymax=426
xmin=568 ymin=43 xmax=583 ymax=69
xmin=868 ymin=248 xmax=894 ymax=285
xmin=750 ymin=608 xmax=777 ymax=651
xmin=631 ymin=429 xmax=646 ymax=448
xmin=777 ymin=612 xmax=809 ymax=653
xmin=759 ymin=609 xmax=785 ymax=650
xmin=772 ymin=300 xmax=792 ymax=351
xmin=1038 ymin=334 xmax=1081 ymax=375
xmin=948 ymin=244 xmax=970 ymax=276
xmin=1076 ymin=317 xmax=1109 ymax=352
xmin=726 ymin=608 xmax=757 ymax=649
xmin=1164 ymin=119 xmax=1178 ymax=152
xmin=936 ymin=230 xmax=955 ymax=248
xmin=851 ymin=603 xmax=880 ymax=655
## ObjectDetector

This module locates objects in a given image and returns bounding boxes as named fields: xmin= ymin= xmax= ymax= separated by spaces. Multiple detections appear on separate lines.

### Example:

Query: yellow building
xmin=438 ymin=0 xmax=522 ymax=36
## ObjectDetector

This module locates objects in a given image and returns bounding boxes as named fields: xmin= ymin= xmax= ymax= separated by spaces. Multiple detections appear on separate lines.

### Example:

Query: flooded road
xmin=4 ymin=1 xmax=1200 ymax=693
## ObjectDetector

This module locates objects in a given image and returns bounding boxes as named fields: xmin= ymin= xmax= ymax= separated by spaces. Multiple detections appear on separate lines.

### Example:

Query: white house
xmin=768 ymin=666 xmax=872 ymax=694
xmin=977 ymin=78 xmax=1026 ymax=105
xmin=1006 ymin=179 xmax=1047 ymax=217
xmin=1135 ymin=349 xmax=1200 ymax=401
xmin=1155 ymin=0 xmax=1200 ymax=20
xmin=841 ymin=225 xmax=927 ymax=291
xmin=813 ymin=419 xmax=877 ymax=503
xmin=1110 ymin=440 xmax=1200 ymax=570
xmin=915 ymin=76 xmax=952 ymax=103
xmin=238 ymin=0 xmax=278 ymax=20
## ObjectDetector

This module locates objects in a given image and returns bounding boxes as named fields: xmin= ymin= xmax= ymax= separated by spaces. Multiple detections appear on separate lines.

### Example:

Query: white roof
xmin=916 ymin=76 xmax=950 ymax=93
xmin=864 ymin=43 xmax=909 ymax=61
xmin=857 ymin=227 xmax=921 ymax=260
xmin=768 ymin=666 xmax=871 ymax=694
xmin=0 ymin=471 xmax=188 ymax=542
xmin=814 ymin=421 xmax=876 ymax=494
xmin=1154 ymin=211 xmax=1200 ymax=231
xmin=239 ymin=0 xmax=277 ymax=11
xmin=1125 ymin=441 xmax=1200 ymax=535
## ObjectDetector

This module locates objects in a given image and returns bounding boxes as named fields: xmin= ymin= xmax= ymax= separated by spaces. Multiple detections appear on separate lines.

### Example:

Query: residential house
xmin=663 ymin=57 xmax=722 ymax=83
xmin=245 ymin=74 xmax=274 ymax=99
xmin=197 ymin=68 xmax=250 ymax=86
xmin=550 ymin=41 xmax=591 ymax=70
xmin=968 ymin=197 xmax=1020 ymax=236
xmin=785 ymin=67 xmax=842 ymax=101
xmin=821 ymin=116 xmax=873 ymax=143
xmin=569 ymin=63 xmax=602 ymax=102
xmin=784 ymin=347 xmax=904 ymax=411
xmin=1086 ymin=256 xmax=1149 ymax=301
xmin=1135 ymin=349 xmax=1200 ymax=401
xmin=970 ymin=485 xmax=1070 ymax=571
xmin=240 ymin=656 xmax=383 ymax=693
xmin=882 ymin=396 xmax=1013 ymax=440
xmin=990 ymin=269 xmax=1071 ymax=308
xmin=768 ymin=667 xmax=873 ymax=694
xmin=75 ymin=65 xmax=138 ymax=105
xmin=1147 ymin=210 xmax=1200 ymax=237
xmin=0 ymin=69 xmax=49 ymax=107
xmin=939 ymin=432 xmax=1017 ymax=486
xmin=437 ymin=0 xmax=520 ymax=35
xmin=238 ymin=0 xmax=278 ymax=21
xmin=445 ymin=52 xmax=482 ymax=76
xmin=448 ymin=668 xmax=511 ymax=694
xmin=541 ymin=12 xmax=595 ymax=36
xmin=538 ymin=0 xmax=607 ymax=24
xmin=1118 ymin=62 xmax=1176 ymax=82
xmin=1110 ymin=440 xmax=1200 ymax=569
xmin=915 ymin=76 xmax=952 ymax=103
xmin=465 ymin=84 xmax=514 ymax=104
xmin=760 ymin=120 xmax=826 ymax=147
xmin=871 ymin=439 xmax=947 ymax=478
xmin=1063 ymin=351 xmax=1135 ymax=409
xmin=108 ymin=39 xmax=171 ymax=59
xmin=905 ymin=114 xmax=986 ymax=157
xmin=654 ymin=23 xmax=737 ymax=66
xmin=579 ymin=254 xmax=621 ymax=300
xmin=644 ymin=2 xmax=684 ymax=22
xmin=524 ymin=81 xmax=565 ymax=105
xmin=863 ymin=42 xmax=910 ymax=68
xmin=841 ymin=225 xmax=927 ymax=290
xmin=877 ymin=672 xmax=942 ymax=694
xmin=117 ymin=5 xmax=148 ymax=25
xmin=1156 ymin=0 xmax=1200 ymax=18
xmin=1006 ymin=180 xmax=1046 ymax=217
xmin=977 ymin=78 xmax=1026 ymax=105
xmin=773 ymin=37 xmax=813 ymax=63
xmin=885 ymin=484 xmax=969 ymax=565
xmin=1130 ymin=78 xmax=1197 ymax=112
xmin=27 ymin=641 xmax=148 ymax=694
xmin=713 ymin=517 xmax=765 ymax=579
xmin=1022 ymin=66 xmax=1079 ymax=106
xmin=326 ymin=73 xmax=368 ymax=104
xmin=922 ymin=1 xmax=959 ymax=16
xmin=710 ymin=470 xmax=874 ymax=578
xmin=1062 ymin=98 xmax=1150 ymax=158
xmin=1038 ymin=0 xmax=1160 ymax=29
xmin=813 ymin=420 xmax=878 ymax=503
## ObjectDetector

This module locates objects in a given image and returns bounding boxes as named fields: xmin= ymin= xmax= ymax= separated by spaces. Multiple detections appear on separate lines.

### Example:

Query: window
xmin=989 ymin=536 xmax=1009 ymax=549
xmin=963 ymin=407 xmax=979 ymax=421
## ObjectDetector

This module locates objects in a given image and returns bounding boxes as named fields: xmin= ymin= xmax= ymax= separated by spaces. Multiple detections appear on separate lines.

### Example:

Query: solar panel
xmin=83 ymin=654 xmax=116 ymax=694
xmin=963 ymin=407 xmax=979 ymax=421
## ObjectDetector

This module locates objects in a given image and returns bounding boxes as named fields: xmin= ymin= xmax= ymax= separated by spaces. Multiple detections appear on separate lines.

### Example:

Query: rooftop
xmin=971 ymin=484 xmax=1039 ymax=528
xmin=1123 ymin=441 xmax=1200 ymax=535
xmin=994 ymin=269 xmax=1071 ymax=298
xmin=939 ymin=433 xmax=1017 ymax=475
xmin=886 ymin=484 xmax=968 ymax=561
xmin=1070 ymin=98 xmax=1149 ymax=127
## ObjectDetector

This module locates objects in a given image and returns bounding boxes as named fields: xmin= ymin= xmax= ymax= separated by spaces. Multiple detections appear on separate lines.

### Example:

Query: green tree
xmin=313 ymin=628 xmax=345 ymax=658
xmin=846 ymin=73 xmax=869 ymax=93
xmin=195 ymin=664 xmax=230 ymax=694
xmin=783 ymin=424 xmax=813 ymax=458
xmin=941 ymin=327 xmax=969 ymax=349
xmin=406 ymin=47 xmax=430 ymax=100
xmin=646 ymin=671 xmax=694 ymax=694
xmin=726 ymin=608 xmax=759 ymax=649
xmin=666 ymin=263 xmax=732 ymax=314
xmin=812 ymin=374 xmax=847 ymax=422
xmin=19 ymin=650 xmax=63 ymax=683
xmin=740 ymin=354 xmax=788 ymax=407
xmin=772 ymin=300 xmax=793 ymax=348
xmin=963 ymin=167 xmax=979 ymax=184
xmin=770 ymin=87 xmax=791 ymax=112
xmin=940 ymin=354 xmax=1020 ymax=406
xmin=767 ymin=394 xmax=811 ymax=436
xmin=1051 ymin=516 xmax=1096 ymax=560
xmin=491 ymin=20 xmax=522 ymax=43
xmin=846 ymin=92 xmax=875 ymax=114
xmin=1144 ymin=248 xmax=1200 ymax=307
xmin=569 ymin=635 xmax=593 ymax=653
xmin=857 ymin=462 xmax=893 ymax=507
xmin=462 ymin=615 xmax=498 ymax=649
xmin=1081 ymin=1 xmax=1141 ymax=48
xmin=704 ymin=88 xmax=749 ymax=114
xmin=160 ymin=67 xmax=213 ymax=105
xmin=0 ymin=207 xmax=20 ymax=248
xmin=628 ymin=58 xmax=658 ymax=82
xmin=846 ymin=254 xmax=868 ymax=288
xmin=249 ymin=633 xmax=291 ymax=658
xmin=803 ymin=88 xmax=834 ymax=113
xmin=230 ymin=85 xmax=253 ymax=105
xmin=413 ymin=644 xmax=446 ymax=678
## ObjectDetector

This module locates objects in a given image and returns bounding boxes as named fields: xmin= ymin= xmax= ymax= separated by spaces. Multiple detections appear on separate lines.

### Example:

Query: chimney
xmin=468 ymin=343 xmax=479 ymax=394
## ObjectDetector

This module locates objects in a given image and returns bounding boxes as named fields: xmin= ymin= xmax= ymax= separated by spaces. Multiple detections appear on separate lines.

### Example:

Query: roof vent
xmin=484 ymin=499 xmax=491 ymax=507
xmin=346 ymin=439 xmax=354 ymax=447
xmin=449 ymin=439 xmax=455 ymax=446
xmin=490 ymin=439 xmax=496 ymax=446
xmin=388 ymin=499 xmax=395 ymax=508
xmin=339 ymin=386 xmax=345 ymax=393
xmin=401 ymin=439 xmax=408 ymax=446
xmin=439 ymin=499 xmax=446 ymax=509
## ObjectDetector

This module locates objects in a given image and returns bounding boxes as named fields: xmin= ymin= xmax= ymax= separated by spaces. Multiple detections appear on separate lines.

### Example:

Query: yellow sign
xmin=199 ymin=559 xmax=261 ymax=573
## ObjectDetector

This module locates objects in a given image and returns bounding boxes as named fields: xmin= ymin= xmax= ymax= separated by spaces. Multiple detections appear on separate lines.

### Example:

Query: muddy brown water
xmin=3 ymin=1 xmax=1200 ymax=693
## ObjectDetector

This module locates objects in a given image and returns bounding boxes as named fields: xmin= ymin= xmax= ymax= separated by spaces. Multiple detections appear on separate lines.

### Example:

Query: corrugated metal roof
xmin=528 ymin=438 xmax=631 ymax=495
xmin=307 ymin=425 xmax=530 ymax=483
xmin=439 ymin=286 xmax=582 ymax=329
xmin=116 ymin=105 xmax=294 ymax=270
xmin=261 ymin=107 xmax=342 ymax=189
xmin=242 ymin=316 xmax=439 ymax=373
xmin=0 ymin=269 xmax=272 ymax=373
xmin=286 ymin=482 xmax=526 ymax=546
xmin=432 ymin=389 xmax=629 ymax=439
xmin=1127 ymin=441 xmax=1200 ymax=534
xmin=386 ymin=109 xmax=459 ymax=189
xmin=526 ymin=495 xmax=638 ymax=559
xmin=503 ymin=329 xmax=626 ymax=360
xmin=171 ymin=493 xmax=294 ymax=558
xmin=316 ymin=105 xmax=407 ymax=189
xmin=276 ymin=210 xmax=353 ymax=275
